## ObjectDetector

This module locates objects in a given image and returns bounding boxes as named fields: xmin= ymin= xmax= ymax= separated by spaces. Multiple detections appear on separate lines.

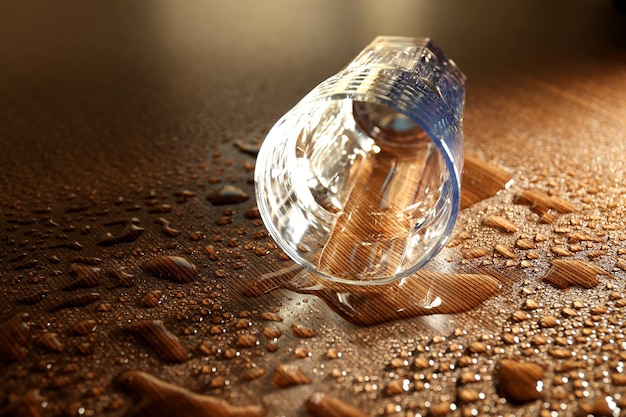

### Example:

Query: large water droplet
xmin=142 ymin=256 xmax=199 ymax=284
xmin=495 ymin=359 xmax=544 ymax=404
xmin=118 ymin=370 xmax=264 ymax=417
xmin=126 ymin=320 xmax=189 ymax=363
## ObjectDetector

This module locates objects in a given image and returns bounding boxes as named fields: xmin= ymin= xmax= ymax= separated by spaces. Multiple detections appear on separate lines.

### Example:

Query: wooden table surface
xmin=1 ymin=2 xmax=626 ymax=416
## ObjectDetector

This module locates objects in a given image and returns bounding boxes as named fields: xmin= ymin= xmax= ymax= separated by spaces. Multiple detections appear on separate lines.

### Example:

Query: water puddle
xmin=245 ymin=267 xmax=501 ymax=326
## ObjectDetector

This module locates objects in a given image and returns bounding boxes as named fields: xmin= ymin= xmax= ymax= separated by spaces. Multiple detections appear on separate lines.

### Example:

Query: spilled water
xmin=244 ymin=154 xmax=510 ymax=325
xmin=244 ymin=266 xmax=501 ymax=326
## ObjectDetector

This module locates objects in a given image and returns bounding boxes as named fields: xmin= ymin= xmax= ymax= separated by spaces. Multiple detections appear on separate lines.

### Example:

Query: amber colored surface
xmin=1 ymin=2 xmax=626 ymax=416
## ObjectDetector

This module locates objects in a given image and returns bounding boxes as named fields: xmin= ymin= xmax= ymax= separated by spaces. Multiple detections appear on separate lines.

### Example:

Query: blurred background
xmin=0 ymin=0 xmax=624 ymax=200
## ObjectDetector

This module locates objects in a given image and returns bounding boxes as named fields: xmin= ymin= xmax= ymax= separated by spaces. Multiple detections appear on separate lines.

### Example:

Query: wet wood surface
xmin=1 ymin=1 xmax=626 ymax=416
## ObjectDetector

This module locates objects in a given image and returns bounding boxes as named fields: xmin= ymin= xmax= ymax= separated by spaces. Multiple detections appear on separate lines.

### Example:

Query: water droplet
xmin=38 ymin=332 xmax=65 ymax=353
xmin=189 ymin=231 xmax=206 ymax=241
xmin=148 ymin=204 xmax=172 ymax=214
xmin=326 ymin=348 xmax=342 ymax=360
xmin=206 ymin=185 xmax=250 ymax=205
xmin=548 ymin=348 xmax=573 ymax=359
xmin=234 ymin=139 xmax=262 ymax=156
xmin=462 ymin=248 xmax=490 ymax=259
xmin=292 ymin=324 xmax=317 ymax=338
xmin=550 ymin=246 xmax=573 ymax=257
xmin=49 ymin=241 xmax=84 ymax=250
xmin=590 ymin=305 xmax=608 ymax=315
xmin=523 ymin=298 xmax=540 ymax=310
xmin=538 ymin=315 xmax=558 ymax=328
xmin=241 ymin=368 xmax=266 ymax=382
xmin=611 ymin=373 xmax=626 ymax=386
xmin=62 ymin=264 xmax=102 ymax=291
xmin=48 ymin=255 xmax=62 ymax=264
xmin=71 ymin=256 xmax=103 ymax=265
xmin=467 ymin=341 xmax=488 ymax=354
xmin=496 ymin=359 xmax=544 ymax=404
xmin=457 ymin=388 xmax=481 ymax=403
xmin=141 ymin=290 xmax=164 ymax=308
xmin=578 ymin=396 xmax=619 ymax=417
xmin=2 ymin=389 xmax=46 ymax=417
xmin=260 ymin=312 xmax=283 ymax=322
xmin=568 ymin=232 xmax=602 ymax=243
xmin=48 ymin=292 xmax=101 ymax=312
xmin=458 ymin=371 xmax=480 ymax=384
xmin=198 ymin=341 xmax=219 ymax=356
xmin=142 ymin=256 xmax=199 ymax=284
xmin=383 ymin=379 xmax=409 ymax=396
xmin=306 ymin=392 xmax=367 ymax=417
xmin=174 ymin=189 xmax=196 ymax=204
xmin=543 ymin=259 xmax=609 ymax=289
xmin=97 ymin=224 xmax=144 ymax=246
xmin=272 ymin=364 xmax=311 ymax=388
xmin=514 ymin=189 xmax=576 ymax=213
xmin=460 ymin=155 xmax=513 ymax=209
xmin=13 ymin=259 xmax=40 ymax=271
xmin=118 ymin=371 xmax=264 ymax=417
xmin=8 ymin=252 xmax=28 ymax=263
xmin=482 ymin=215 xmax=518 ymax=233
xmin=515 ymin=239 xmax=535 ymax=250
xmin=262 ymin=326 xmax=282 ymax=339
xmin=126 ymin=320 xmax=189 ymax=363
xmin=429 ymin=402 xmax=453 ymax=416
xmin=293 ymin=345 xmax=311 ymax=358
xmin=235 ymin=334 xmax=259 ymax=348
xmin=511 ymin=310 xmax=530 ymax=323
xmin=155 ymin=217 xmax=181 ymax=237
xmin=243 ymin=207 xmax=261 ymax=219
xmin=494 ymin=244 xmax=516 ymax=259
xmin=70 ymin=319 xmax=97 ymax=336
xmin=16 ymin=290 xmax=50 ymax=305
xmin=0 ymin=313 xmax=30 ymax=364
xmin=65 ymin=204 xmax=90 ymax=213
xmin=109 ymin=268 xmax=135 ymax=288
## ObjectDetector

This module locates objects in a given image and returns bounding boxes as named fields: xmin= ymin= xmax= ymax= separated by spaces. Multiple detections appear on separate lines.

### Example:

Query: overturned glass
xmin=255 ymin=36 xmax=465 ymax=286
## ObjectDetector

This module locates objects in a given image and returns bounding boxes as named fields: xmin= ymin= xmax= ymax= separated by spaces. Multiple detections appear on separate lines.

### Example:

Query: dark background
xmin=1 ymin=1 xmax=624 ymax=202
